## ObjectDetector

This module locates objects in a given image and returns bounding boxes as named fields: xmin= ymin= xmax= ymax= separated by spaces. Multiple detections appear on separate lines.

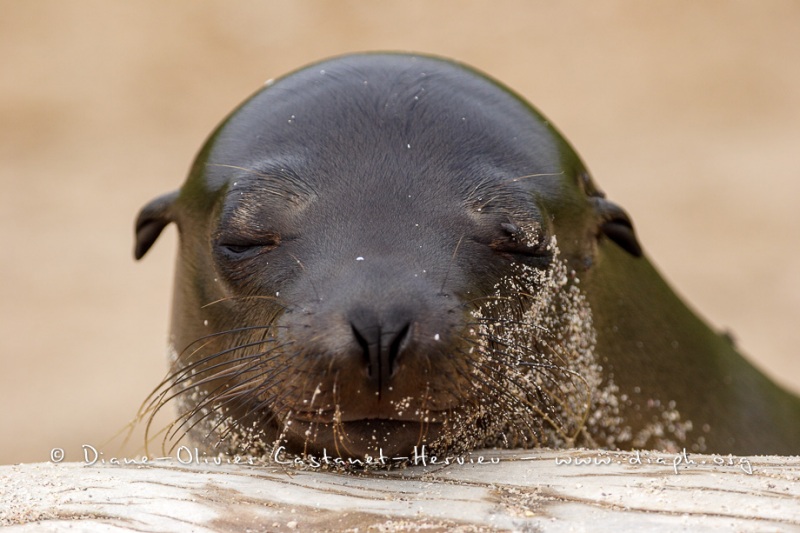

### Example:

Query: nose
xmin=349 ymin=308 xmax=413 ymax=397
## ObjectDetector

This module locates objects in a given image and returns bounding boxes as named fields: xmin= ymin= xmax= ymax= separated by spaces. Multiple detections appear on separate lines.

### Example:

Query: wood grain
xmin=2 ymin=450 xmax=798 ymax=532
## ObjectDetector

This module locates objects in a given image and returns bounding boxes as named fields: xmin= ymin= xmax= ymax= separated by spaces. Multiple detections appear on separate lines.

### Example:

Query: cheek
xmin=450 ymin=242 xmax=524 ymax=299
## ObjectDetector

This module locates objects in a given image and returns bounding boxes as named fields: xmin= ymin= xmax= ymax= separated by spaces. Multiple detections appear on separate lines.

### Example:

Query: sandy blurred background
xmin=1 ymin=1 xmax=798 ymax=465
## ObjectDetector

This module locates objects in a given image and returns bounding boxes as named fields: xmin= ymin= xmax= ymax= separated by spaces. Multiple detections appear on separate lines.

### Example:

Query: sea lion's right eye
xmin=221 ymin=244 xmax=255 ymax=255
xmin=215 ymin=233 xmax=281 ymax=260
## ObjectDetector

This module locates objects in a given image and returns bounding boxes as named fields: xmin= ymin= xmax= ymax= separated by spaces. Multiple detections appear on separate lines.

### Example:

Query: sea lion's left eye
xmin=492 ymin=222 xmax=550 ymax=259
xmin=501 ymin=222 xmax=524 ymax=243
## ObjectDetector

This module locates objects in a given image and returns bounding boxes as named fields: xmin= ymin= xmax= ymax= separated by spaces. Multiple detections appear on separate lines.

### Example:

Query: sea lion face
xmin=136 ymin=54 xmax=641 ymax=459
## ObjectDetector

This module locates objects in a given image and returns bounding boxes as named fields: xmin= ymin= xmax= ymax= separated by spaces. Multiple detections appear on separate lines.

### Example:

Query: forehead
xmin=201 ymin=55 xmax=569 ymax=200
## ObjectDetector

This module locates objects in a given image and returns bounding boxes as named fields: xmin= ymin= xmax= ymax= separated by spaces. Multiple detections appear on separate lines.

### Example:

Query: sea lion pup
xmin=135 ymin=53 xmax=800 ymax=460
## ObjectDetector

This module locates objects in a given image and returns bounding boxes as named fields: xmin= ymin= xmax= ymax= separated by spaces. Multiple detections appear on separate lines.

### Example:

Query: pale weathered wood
xmin=1 ymin=449 xmax=798 ymax=532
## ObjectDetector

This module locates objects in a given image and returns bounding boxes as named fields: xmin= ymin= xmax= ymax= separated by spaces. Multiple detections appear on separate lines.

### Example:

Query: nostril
xmin=388 ymin=323 xmax=411 ymax=376
xmin=351 ymin=324 xmax=373 ymax=378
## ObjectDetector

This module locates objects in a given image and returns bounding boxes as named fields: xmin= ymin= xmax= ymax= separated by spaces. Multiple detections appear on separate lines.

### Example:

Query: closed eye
xmin=215 ymin=233 xmax=281 ymax=259
xmin=489 ymin=221 xmax=552 ymax=261
xmin=221 ymin=243 xmax=259 ymax=255
xmin=491 ymin=238 xmax=551 ymax=259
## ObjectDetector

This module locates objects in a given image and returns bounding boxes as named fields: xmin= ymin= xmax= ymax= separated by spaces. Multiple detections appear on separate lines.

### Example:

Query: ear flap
xmin=592 ymin=197 xmax=643 ymax=257
xmin=134 ymin=191 xmax=179 ymax=260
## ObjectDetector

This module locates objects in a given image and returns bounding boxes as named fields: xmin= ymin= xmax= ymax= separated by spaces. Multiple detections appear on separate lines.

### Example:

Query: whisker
xmin=201 ymin=295 xmax=290 ymax=311
xmin=439 ymin=234 xmax=465 ymax=295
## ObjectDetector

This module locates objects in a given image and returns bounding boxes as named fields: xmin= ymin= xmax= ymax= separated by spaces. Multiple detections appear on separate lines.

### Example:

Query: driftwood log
xmin=1 ymin=449 xmax=798 ymax=532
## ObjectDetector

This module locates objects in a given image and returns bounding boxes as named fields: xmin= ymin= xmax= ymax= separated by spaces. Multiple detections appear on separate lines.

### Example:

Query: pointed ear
xmin=134 ymin=191 xmax=179 ymax=260
xmin=592 ymin=197 xmax=642 ymax=257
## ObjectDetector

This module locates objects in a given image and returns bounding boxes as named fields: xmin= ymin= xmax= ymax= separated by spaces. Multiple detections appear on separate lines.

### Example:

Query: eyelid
xmin=490 ymin=221 xmax=551 ymax=258
xmin=214 ymin=231 xmax=282 ymax=260
xmin=491 ymin=239 xmax=550 ymax=257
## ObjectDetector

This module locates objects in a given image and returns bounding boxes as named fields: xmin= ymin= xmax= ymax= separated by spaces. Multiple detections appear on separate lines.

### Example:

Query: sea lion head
xmin=135 ymin=53 xmax=641 ymax=460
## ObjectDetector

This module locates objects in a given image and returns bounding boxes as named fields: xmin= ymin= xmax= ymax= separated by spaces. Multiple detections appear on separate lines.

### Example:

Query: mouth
xmin=290 ymin=407 xmax=448 ymax=424
xmin=281 ymin=415 xmax=446 ymax=459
